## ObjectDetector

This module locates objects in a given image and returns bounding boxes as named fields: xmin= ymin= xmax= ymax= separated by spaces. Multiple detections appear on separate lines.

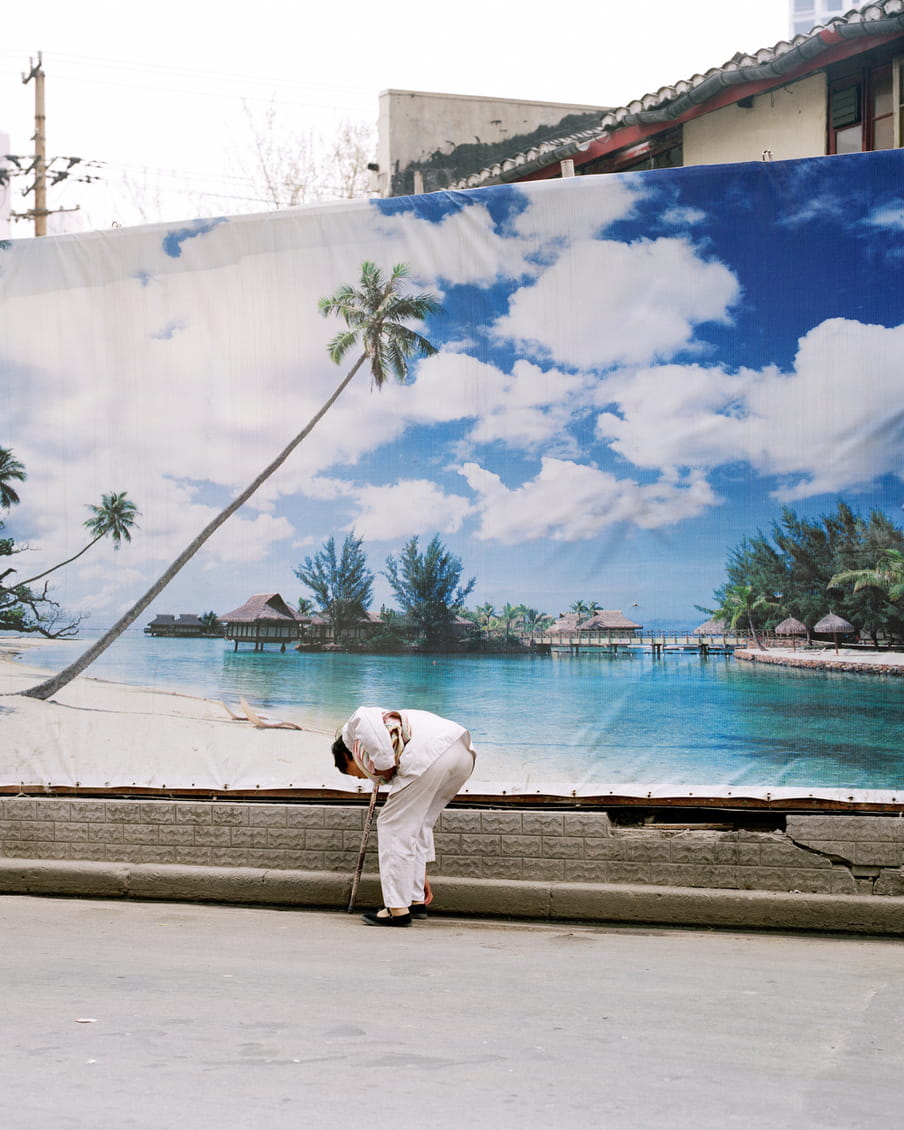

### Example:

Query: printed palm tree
xmin=14 ymin=492 xmax=139 ymax=589
xmin=0 ymin=447 xmax=26 ymax=509
xmin=199 ymin=611 xmax=223 ymax=636
xmin=474 ymin=602 xmax=496 ymax=640
xmin=515 ymin=604 xmax=551 ymax=635
xmin=569 ymin=599 xmax=600 ymax=622
xmin=21 ymin=261 xmax=440 ymax=701
xmin=828 ymin=549 xmax=904 ymax=603
xmin=498 ymin=601 xmax=519 ymax=644
xmin=712 ymin=583 xmax=777 ymax=652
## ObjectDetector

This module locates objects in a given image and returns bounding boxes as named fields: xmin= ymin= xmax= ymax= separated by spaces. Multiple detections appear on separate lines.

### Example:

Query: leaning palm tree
xmin=828 ymin=549 xmax=904 ymax=603
xmin=20 ymin=261 xmax=440 ymax=700
xmin=14 ymin=491 xmax=139 ymax=589
xmin=0 ymin=447 xmax=26 ymax=509
xmin=712 ymin=583 xmax=777 ymax=652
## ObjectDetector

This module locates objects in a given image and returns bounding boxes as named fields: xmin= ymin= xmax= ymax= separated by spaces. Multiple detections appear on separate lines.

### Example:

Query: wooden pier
xmin=527 ymin=631 xmax=746 ymax=656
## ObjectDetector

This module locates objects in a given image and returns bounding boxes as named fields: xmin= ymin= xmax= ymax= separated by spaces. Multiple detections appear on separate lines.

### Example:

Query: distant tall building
xmin=0 ymin=132 xmax=10 ymax=239
xmin=790 ymin=0 xmax=867 ymax=37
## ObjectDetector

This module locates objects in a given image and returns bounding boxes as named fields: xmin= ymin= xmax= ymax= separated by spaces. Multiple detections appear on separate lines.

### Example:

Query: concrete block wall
xmin=1 ymin=798 xmax=903 ymax=899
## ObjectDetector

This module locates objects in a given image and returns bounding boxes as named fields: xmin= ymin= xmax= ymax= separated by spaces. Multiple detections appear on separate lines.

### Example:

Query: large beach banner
xmin=1 ymin=150 xmax=903 ymax=803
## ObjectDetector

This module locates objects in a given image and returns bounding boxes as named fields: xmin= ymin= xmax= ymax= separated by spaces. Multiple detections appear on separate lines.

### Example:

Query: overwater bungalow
xmin=296 ymin=611 xmax=384 ymax=648
xmin=580 ymin=611 xmax=643 ymax=636
xmin=145 ymin=613 xmax=207 ymax=638
xmin=547 ymin=611 xmax=642 ymax=637
xmin=220 ymin=593 xmax=301 ymax=651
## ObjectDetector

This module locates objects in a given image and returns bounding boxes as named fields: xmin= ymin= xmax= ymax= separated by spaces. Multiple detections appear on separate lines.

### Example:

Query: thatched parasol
xmin=693 ymin=618 xmax=725 ymax=636
xmin=774 ymin=616 xmax=808 ymax=650
xmin=814 ymin=612 xmax=855 ymax=654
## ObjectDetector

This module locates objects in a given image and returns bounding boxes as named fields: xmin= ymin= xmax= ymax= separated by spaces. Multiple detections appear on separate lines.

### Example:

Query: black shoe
xmin=409 ymin=903 xmax=428 ymax=920
xmin=361 ymin=909 xmax=412 ymax=927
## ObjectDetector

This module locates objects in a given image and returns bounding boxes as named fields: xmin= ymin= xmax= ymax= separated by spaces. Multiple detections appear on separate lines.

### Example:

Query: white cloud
xmin=346 ymin=479 xmax=473 ymax=541
xmin=376 ymin=201 xmax=538 ymax=287
xmin=201 ymin=510 xmax=296 ymax=567
xmin=747 ymin=318 xmax=904 ymax=499
xmin=864 ymin=202 xmax=904 ymax=230
xmin=594 ymin=362 xmax=753 ymax=470
xmin=376 ymin=175 xmax=642 ymax=290
xmin=460 ymin=457 xmax=720 ymax=544
xmin=492 ymin=236 xmax=740 ymax=369
xmin=512 ymin=176 xmax=643 ymax=242
xmin=586 ymin=318 xmax=904 ymax=502
xmin=399 ymin=351 xmax=591 ymax=450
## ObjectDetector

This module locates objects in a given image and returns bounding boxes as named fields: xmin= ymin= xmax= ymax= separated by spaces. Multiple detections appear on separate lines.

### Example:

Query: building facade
xmin=378 ymin=2 xmax=904 ymax=196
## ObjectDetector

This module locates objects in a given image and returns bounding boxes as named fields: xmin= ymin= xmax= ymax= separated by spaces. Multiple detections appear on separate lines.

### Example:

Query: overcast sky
xmin=1 ymin=0 xmax=791 ymax=232
xmin=3 ymin=149 xmax=902 ymax=632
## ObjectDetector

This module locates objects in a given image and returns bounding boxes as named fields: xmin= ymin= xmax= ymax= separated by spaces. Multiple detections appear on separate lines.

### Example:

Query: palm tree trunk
xmin=15 ymin=534 xmax=104 ymax=589
xmin=747 ymin=610 xmax=765 ymax=651
xmin=20 ymin=355 xmax=366 ymax=701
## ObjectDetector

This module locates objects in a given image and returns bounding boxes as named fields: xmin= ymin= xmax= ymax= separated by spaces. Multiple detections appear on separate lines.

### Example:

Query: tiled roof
xmin=452 ymin=1 xmax=904 ymax=189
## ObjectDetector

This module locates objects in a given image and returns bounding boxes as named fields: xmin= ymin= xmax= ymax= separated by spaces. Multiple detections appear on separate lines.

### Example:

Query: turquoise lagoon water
xmin=14 ymin=631 xmax=904 ymax=791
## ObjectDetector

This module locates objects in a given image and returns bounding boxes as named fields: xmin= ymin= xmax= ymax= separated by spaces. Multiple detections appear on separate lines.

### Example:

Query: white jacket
xmin=341 ymin=707 xmax=474 ymax=791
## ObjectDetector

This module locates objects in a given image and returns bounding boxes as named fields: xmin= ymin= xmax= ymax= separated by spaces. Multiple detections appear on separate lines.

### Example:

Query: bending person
xmin=332 ymin=707 xmax=476 ymax=927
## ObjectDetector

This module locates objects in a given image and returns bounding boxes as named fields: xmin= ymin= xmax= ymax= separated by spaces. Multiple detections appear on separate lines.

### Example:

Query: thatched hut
xmin=775 ymin=616 xmax=809 ymax=650
xmin=580 ymin=611 xmax=643 ymax=636
xmin=548 ymin=613 xmax=583 ymax=635
xmin=220 ymin=593 xmax=301 ymax=651
xmin=813 ymin=612 xmax=856 ymax=654
xmin=693 ymin=618 xmax=726 ymax=636
xmin=144 ymin=613 xmax=207 ymax=638
xmin=145 ymin=614 xmax=178 ymax=637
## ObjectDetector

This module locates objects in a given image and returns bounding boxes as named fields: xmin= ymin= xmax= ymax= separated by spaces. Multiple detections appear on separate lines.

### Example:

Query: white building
xmin=0 ymin=131 xmax=11 ymax=239
xmin=790 ymin=0 xmax=867 ymax=37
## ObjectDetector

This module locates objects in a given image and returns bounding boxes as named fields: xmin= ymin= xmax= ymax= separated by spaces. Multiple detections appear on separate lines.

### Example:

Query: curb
xmin=1 ymin=859 xmax=903 ymax=935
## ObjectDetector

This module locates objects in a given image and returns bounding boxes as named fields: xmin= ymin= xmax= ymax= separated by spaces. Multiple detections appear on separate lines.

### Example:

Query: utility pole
xmin=22 ymin=53 xmax=47 ymax=236
xmin=13 ymin=53 xmax=85 ymax=236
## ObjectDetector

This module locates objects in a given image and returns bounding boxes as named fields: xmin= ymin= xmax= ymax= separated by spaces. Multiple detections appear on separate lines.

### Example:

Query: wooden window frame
xmin=828 ymin=55 xmax=904 ymax=154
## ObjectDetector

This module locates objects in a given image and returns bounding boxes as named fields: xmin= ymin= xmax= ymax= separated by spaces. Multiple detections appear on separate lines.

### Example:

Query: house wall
xmin=377 ymin=90 xmax=608 ymax=197
xmin=683 ymin=74 xmax=828 ymax=167
xmin=2 ymin=797 xmax=903 ymax=933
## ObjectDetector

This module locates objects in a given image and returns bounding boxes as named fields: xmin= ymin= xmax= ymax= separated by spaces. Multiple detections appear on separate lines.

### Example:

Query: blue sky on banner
xmin=2 ymin=150 xmax=903 ymax=629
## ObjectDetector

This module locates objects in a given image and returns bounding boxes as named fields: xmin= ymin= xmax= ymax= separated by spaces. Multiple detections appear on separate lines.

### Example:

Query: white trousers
xmin=376 ymin=736 xmax=475 ymax=909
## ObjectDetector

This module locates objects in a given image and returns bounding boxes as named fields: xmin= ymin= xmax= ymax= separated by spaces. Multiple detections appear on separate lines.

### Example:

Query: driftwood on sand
xmin=220 ymin=698 xmax=304 ymax=730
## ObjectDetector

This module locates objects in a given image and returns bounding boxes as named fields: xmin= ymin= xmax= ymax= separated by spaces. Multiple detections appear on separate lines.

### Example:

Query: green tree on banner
xmin=0 ymin=447 xmax=86 ymax=637
xmin=384 ymin=534 xmax=475 ymax=649
xmin=295 ymin=532 xmax=374 ymax=644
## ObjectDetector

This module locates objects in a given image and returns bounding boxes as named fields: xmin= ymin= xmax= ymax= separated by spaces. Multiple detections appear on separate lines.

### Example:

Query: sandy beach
xmin=736 ymin=646 xmax=904 ymax=675
xmin=2 ymin=637 xmax=901 ymax=801
xmin=0 ymin=637 xmax=351 ymax=795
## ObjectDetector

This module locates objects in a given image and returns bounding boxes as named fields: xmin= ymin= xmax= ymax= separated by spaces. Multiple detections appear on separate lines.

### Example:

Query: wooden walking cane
xmin=347 ymin=778 xmax=381 ymax=913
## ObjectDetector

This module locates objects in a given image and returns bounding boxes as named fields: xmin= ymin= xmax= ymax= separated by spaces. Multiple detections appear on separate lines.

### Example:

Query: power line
xmin=0 ymin=49 xmax=373 ymax=114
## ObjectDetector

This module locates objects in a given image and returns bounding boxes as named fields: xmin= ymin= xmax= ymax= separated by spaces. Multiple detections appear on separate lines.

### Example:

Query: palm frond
xmin=327 ymin=330 xmax=361 ymax=365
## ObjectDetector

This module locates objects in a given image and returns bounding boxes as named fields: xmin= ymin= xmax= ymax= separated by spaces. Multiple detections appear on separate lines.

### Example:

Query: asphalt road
xmin=3 ymin=895 xmax=903 ymax=1129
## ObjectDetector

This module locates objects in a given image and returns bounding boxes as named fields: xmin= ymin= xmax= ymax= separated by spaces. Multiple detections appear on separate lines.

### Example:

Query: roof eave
xmin=454 ymin=7 xmax=904 ymax=190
